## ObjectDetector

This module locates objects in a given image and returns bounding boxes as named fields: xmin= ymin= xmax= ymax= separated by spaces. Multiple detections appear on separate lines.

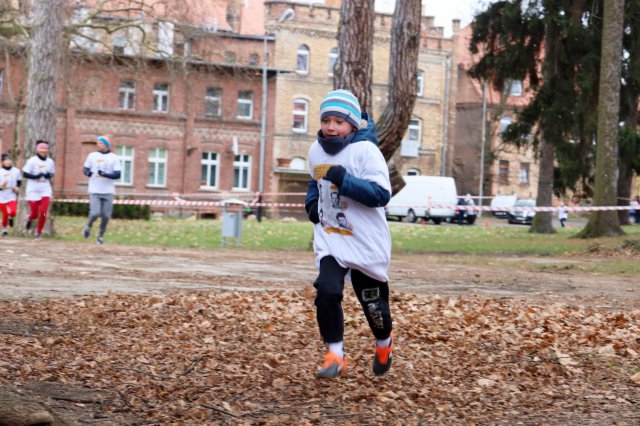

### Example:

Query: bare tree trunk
xmin=577 ymin=0 xmax=625 ymax=238
xmin=334 ymin=0 xmax=374 ymax=111
xmin=530 ymin=135 xmax=556 ymax=233
xmin=15 ymin=0 xmax=66 ymax=236
xmin=377 ymin=0 xmax=421 ymax=162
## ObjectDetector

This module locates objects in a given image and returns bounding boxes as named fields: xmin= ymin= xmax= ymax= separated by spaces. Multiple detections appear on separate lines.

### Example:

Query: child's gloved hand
xmin=323 ymin=165 xmax=346 ymax=187
xmin=307 ymin=201 xmax=320 ymax=224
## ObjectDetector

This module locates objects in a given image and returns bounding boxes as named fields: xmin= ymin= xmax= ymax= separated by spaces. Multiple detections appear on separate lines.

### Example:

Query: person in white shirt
xmin=630 ymin=196 xmax=640 ymax=224
xmin=558 ymin=203 xmax=569 ymax=228
xmin=82 ymin=136 xmax=122 ymax=245
xmin=0 ymin=153 xmax=21 ymax=236
xmin=22 ymin=140 xmax=55 ymax=240
xmin=305 ymin=90 xmax=393 ymax=378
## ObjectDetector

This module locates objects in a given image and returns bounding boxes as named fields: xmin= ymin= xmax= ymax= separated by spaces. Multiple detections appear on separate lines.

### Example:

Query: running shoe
xmin=1 ymin=229 xmax=7 ymax=237
xmin=316 ymin=351 xmax=346 ymax=379
xmin=372 ymin=337 xmax=394 ymax=376
xmin=34 ymin=233 xmax=42 ymax=241
xmin=97 ymin=236 xmax=104 ymax=245
xmin=83 ymin=227 xmax=90 ymax=238
xmin=25 ymin=219 xmax=32 ymax=230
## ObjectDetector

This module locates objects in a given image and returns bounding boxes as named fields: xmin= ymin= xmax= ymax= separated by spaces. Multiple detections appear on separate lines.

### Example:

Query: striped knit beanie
xmin=320 ymin=89 xmax=362 ymax=130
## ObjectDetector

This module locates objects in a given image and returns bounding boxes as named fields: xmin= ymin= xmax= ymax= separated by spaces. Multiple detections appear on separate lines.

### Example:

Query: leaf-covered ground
xmin=1 ymin=290 xmax=638 ymax=425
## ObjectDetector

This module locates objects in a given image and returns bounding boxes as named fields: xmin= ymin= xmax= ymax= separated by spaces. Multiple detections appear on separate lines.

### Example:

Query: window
xmin=225 ymin=51 xmax=236 ymax=64
xmin=519 ymin=162 xmax=530 ymax=184
xmin=116 ymin=145 xmax=134 ymax=185
xmin=416 ymin=70 xmax=425 ymax=96
xmin=292 ymin=99 xmax=309 ymax=132
xmin=499 ymin=160 xmax=510 ymax=184
xmin=499 ymin=115 xmax=512 ymax=134
xmin=119 ymin=81 xmax=136 ymax=110
xmin=233 ymin=154 xmax=251 ymax=190
xmin=290 ymin=157 xmax=306 ymax=170
xmin=248 ymin=53 xmax=259 ymax=66
xmin=400 ymin=119 xmax=422 ymax=157
xmin=406 ymin=168 xmax=420 ymax=176
xmin=328 ymin=47 xmax=338 ymax=76
xmin=200 ymin=152 xmax=219 ymax=188
xmin=113 ymin=36 xmax=126 ymax=55
xmin=237 ymin=91 xmax=253 ymax=119
xmin=205 ymin=88 xmax=222 ymax=117
xmin=153 ymin=83 xmax=169 ymax=112
xmin=147 ymin=148 xmax=167 ymax=187
xmin=506 ymin=79 xmax=523 ymax=96
xmin=296 ymin=45 xmax=309 ymax=74
xmin=157 ymin=21 xmax=174 ymax=57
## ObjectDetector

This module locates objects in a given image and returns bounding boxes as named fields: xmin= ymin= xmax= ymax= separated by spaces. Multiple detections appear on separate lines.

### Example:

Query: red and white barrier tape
xmin=53 ymin=198 xmax=640 ymax=212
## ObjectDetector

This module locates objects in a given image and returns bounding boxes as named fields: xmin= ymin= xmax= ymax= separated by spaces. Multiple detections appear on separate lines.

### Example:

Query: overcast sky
xmin=422 ymin=0 xmax=498 ymax=36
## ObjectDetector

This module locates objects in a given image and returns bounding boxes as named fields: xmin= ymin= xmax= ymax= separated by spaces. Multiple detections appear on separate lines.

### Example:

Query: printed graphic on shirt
xmin=314 ymin=164 xmax=354 ymax=237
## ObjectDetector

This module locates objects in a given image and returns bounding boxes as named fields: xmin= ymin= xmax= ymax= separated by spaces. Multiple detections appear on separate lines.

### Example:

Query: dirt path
xmin=1 ymin=238 xmax=637 ymax=307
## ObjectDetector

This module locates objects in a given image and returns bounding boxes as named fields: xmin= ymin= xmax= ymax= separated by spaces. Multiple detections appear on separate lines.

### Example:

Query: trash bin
xmin=221 ymin=198 xmax=246 ymax=247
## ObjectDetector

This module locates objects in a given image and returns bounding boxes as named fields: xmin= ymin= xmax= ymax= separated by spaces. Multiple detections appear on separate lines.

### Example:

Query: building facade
xmin=264 ymin=0 xmax=456 ymax=215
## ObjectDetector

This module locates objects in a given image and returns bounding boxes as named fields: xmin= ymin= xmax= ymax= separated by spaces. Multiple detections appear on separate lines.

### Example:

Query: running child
xmin=0 ymin=153 xmax=21 ymax=236
xmin=305 ymin=89 xmax=394 ymax=378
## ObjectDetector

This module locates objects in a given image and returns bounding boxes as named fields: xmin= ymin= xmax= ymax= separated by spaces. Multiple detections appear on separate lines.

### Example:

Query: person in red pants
xmin=0 ymin=153 xmax=21 ymax=236
xmin=22 ymin=141 xmax=55 ymax=240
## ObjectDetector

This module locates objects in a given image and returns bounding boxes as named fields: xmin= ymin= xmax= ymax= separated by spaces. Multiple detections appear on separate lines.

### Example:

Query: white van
xmin=385 ymin=176 xmax=458 ymax=224
xmin=490 ymin=194 xmax=518 ymax=218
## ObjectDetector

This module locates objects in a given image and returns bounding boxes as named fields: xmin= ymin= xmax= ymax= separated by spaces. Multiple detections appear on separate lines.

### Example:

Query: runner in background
xmin=82 ymin=136 xmax=122 ymax=245
xmin=0 ymin=153 xmax=21 ymax=236
xmin=22 ymin=140 xmax=55 ymax=240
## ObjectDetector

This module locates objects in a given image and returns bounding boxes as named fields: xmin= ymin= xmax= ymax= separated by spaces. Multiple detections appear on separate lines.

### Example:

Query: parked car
xmin=385 ymin=176 xmax=458 ymax=224
xmin=507 ymin=199 xmax=536 ymax=224
xmin=491 ymin=194 xmax=518 ymax=218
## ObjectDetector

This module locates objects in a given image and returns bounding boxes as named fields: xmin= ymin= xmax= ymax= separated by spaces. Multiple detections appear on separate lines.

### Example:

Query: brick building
xmin=448 ymin=24 xmax=539 ymax=201
xmin=263 ymin=0 xmax=456 ymax=215
xmin=0 ymin=2 xmax=280 ymax=215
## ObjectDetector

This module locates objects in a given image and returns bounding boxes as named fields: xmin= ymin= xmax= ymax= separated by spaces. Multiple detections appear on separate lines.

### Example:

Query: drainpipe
xmin=478 ymin=80 xmax=488 ymax=217
xmin=440 ymin=55 xmax=451 ymax=176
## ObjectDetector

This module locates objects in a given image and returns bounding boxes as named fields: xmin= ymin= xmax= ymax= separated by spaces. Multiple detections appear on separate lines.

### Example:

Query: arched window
xmin=296 ymin=45 xmax=309 ymax=74
xmin=292 ymin=99 xmax=309 ymax=132
xmin=328 ymin=47 xmax=338 ymax=76
xmin=290 ymin=157 xmax=306 ymax=170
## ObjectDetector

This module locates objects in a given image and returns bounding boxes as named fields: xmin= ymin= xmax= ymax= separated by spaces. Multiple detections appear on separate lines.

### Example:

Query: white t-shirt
xmin=84 ymin=151 xmax=122 ymax=194
xmin=23 ymin=155 xmax=55 ymax=201
xmin=308 ymin=140 xmax=392 ymax=282
xmin=558 ymin=206 xmax=568 ymax=220
xmin=0 ymin=167 xmax=21 ymax=203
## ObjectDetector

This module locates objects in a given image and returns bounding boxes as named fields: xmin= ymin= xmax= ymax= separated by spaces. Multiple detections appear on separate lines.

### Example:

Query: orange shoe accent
xmin=375 ymin=339 xmax=394 ymax=365
xmin=322 ymin=351 xmax=345 ymax=369
xmin=317 ymin=351 xmax=346 ymax=378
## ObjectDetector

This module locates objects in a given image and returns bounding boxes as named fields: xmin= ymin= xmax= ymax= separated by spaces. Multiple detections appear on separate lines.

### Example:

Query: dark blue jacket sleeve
xmin=22 ymin=171 xmax=41 ymax=180
xmin=100 ymin=170 xmax=121 ymax=180
xmin=305 ymin=179 xmax=319 ymax=213
xmin=339 ymin=173 xmax=391 ymax=208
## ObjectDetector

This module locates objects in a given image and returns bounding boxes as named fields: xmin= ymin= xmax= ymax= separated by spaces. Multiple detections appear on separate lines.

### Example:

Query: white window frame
xmin=113 ymin=35 xmax=126 ymax=55
xmin=233 ymin=154 xmax=251 ymax=190
xmin=205 ymin=87 xmax=222 ymax=117
xmin=147 ymin=148 xmax=167 ymax=187
xmin=116 ymin=145 xmax=134 ymax=185
xmin=237 ymin=91 xmax=253 ymax=120
xmin=499 ymin=115 xmax=512 ymax=134
xmin=518 ymin=162 xmax=530 ymax=184
xmin=507 ymin=79 xmax=523 ymax=96
xmin=408 ymin=118 xmax=422 ymax=144
xmin=416 ymin=70 xmax=425 ymax=96
xmin=292 ymin=99 xmax=309 ymax=132
xmin=119 ymin=81 xmax=136 ymax=110
xmin=200 ymin=152 xmax=219 ymax=189
xmin=153 ymin=83 xmax=169 ymax=113
xmin=328 ymin=48 xmax=338 ymax=76
xmin=296 ymin=45 xmax=309 ymax=74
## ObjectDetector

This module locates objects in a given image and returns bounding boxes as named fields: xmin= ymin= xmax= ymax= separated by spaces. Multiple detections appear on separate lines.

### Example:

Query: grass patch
xmin=51 ymin=216 xmax=640 ymax=258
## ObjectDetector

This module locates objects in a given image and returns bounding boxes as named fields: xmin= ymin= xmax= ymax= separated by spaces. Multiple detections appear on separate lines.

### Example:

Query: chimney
xmin=452 ymin=19 xmax=461 ymax=35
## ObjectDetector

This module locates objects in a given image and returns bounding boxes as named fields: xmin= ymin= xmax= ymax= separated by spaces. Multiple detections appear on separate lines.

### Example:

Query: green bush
xmin=54 ymin=200 xmax=150 ymax=220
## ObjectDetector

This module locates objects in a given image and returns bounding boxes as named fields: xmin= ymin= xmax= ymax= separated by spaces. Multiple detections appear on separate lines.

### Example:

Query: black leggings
xmin=314 ymin=256 xmax=393 ymax=344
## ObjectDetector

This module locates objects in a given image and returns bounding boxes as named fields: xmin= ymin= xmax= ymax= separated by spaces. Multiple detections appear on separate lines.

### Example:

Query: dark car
xmin=507 ymin=199 xmax=536 ymax=225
